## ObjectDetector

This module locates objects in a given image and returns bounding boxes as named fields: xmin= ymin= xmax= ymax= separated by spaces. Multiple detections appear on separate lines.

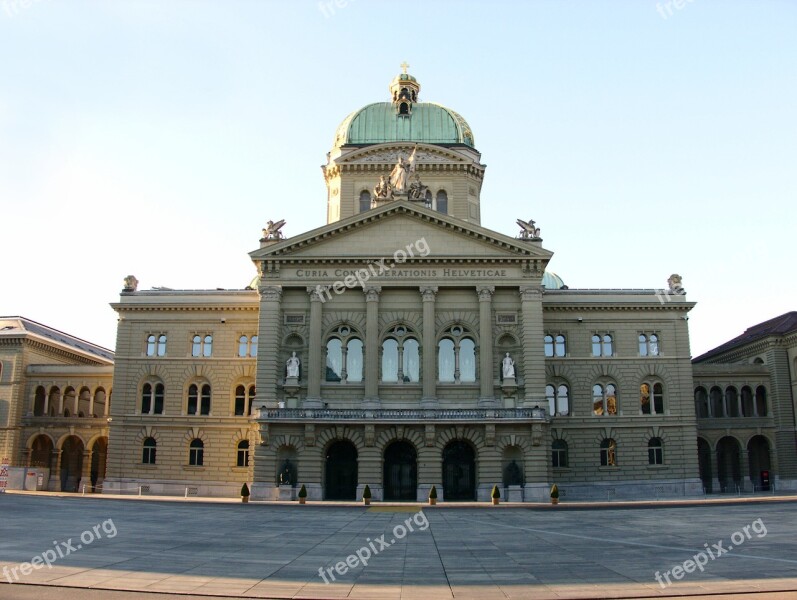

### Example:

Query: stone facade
xmin=0 ymin=317 xmax=113 ymax=492
xmin=4 ymin=71 xmax=793 ymax=500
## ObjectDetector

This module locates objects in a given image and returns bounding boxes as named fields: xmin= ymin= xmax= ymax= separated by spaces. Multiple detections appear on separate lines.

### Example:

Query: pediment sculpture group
xmin=372 ymin=146 xmax=430 ymax=205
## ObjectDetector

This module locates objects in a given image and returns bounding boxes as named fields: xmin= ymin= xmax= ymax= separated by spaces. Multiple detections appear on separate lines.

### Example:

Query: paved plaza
xmin=1 ymin=494 xmax=796 ymax=599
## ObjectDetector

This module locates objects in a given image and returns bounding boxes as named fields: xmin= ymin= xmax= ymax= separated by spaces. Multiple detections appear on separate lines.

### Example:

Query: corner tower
xmin=323 ymin=66 xmax=486 ymax=225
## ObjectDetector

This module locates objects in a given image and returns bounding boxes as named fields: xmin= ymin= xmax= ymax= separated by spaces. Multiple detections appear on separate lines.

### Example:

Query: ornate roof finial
xmin=400 ymin=61 xmax=410 ymax=74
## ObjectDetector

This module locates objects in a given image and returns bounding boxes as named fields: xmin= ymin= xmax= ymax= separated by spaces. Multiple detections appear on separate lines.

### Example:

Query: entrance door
xmin=325 ymin=441 xmax=358 ymax=500
xmin=383 ymin=441 xmax=417 ymax=501
xmin=443 ymin=441 xmax=476 ymax=501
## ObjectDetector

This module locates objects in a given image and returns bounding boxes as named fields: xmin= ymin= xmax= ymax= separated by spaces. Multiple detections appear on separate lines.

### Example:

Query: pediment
xmin=250 ymin=202 xmax=552 ymax=264
xmin=336 ymin=143 xmax=473 ymax=166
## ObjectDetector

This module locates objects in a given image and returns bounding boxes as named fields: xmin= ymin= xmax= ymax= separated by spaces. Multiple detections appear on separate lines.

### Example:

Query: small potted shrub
xmin=362 ymin=485 xmax=372 ymax=506
xmin=491 ymin=484 xmax=501 ymax=505
xmin=298 ymin=484 xmax=307 ymax=504
xmin=550 ymin=484 xmax=559 ymax=505
xmin=428 ymin=485 xmax=437 ymax=506
xmin=240 ymin=482 xmax=250 ymax=504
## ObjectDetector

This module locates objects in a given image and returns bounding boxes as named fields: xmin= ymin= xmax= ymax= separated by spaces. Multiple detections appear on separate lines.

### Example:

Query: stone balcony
xmin=257 ymin=407 xmax=548 ymax=423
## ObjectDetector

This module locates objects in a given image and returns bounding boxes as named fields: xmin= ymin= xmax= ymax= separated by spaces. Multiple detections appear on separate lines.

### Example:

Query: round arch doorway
xmin=443 ymin=440 xmax=476 ymax=501
xmin=325 ymin=440 xmax=358 ymax=500
xmin=383 ymin=441 xmax=417 ymax=501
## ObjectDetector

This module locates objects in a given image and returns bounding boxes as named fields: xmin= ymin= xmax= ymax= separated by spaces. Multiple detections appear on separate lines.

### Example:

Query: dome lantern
xmin=389 ymin=62 xmax=420 ymax=116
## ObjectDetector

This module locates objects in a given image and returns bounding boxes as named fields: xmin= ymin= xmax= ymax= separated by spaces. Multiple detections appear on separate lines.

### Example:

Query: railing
xmin=259 ymin=407 xmax=548 ymax=421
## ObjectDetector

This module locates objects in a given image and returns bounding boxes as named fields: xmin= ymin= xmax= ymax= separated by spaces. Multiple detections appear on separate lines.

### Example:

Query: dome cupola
xmin=389 ymin=62 xmax=420 ymax=116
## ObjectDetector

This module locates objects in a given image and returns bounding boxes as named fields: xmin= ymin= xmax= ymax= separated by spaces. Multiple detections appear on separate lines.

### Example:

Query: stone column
xmin=305 ymin=286 xmax=324 ymax=408
xmin=255 ymin=285 xmax=282 ymax=410
xmin=82 ymin=449 xmax=93 ymax=492
xmin=420 ymin=286 xmax=438 ymax=408
xmin=363 ymin=286 xmax=382 ymax=408
xmin=477 ymin=286 xmax=496 ymax=407
xmin=52 ymin=449 xmax=63 ymax=492
xmin=710 ymin=447 xmax=721 ymax=493
xmin=519 ymin=286 xmax=546 ymax=408
xmin=56 ymin=391 xmax=64 ymax=416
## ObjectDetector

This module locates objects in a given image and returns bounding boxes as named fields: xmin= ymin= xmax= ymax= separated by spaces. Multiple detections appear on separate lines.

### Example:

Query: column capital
xmin=364 ymin=286 xmax=382 ymax=302
xmin=306 ymin=286 xmax=325 ymax=303
xmin=476 ymin=285 xmax=495 ymax=301
xmin=259 ymin=285 xmax=283 ymax=301
xmin=519 ymin=286 xmax=543 ymax=302
xmin=419 ymin=286 xmax=438 ymax=301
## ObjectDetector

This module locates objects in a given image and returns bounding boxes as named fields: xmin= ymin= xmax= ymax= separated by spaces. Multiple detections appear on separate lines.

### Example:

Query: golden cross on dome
xmin=400 ymin=61 xmax=410 ymax=74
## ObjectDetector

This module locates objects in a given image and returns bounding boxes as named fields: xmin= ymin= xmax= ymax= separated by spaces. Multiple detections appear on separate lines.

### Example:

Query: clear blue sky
xmin=1 ymin=0 xmax=795 ymax=355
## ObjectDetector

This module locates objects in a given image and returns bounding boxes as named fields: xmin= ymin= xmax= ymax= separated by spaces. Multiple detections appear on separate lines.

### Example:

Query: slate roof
xmin=693 ymin=311 xmax=797 ymax=362
xmin=0 ymin=316 xmax=114 ymax=363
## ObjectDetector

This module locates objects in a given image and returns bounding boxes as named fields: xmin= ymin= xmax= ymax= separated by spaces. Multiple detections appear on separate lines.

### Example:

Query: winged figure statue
xmin=516 ymin=218 xmax=541 ymax=239
xmin=262 ymin=219 xmax=286 ymax=240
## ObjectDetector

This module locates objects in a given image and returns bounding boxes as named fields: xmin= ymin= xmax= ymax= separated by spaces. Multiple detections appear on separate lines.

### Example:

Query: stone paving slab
xmin=1 ymin=494 xmax=797 ymax=599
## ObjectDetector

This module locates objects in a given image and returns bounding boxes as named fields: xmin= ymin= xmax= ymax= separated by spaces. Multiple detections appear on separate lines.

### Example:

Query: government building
xmin=2 ymin=69 xmax=795 ymax=501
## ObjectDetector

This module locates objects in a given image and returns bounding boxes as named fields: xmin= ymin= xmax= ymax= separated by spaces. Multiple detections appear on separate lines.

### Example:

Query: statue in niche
xmin=504 ymin=460 xmax=523 ymax=486
xmin=278 ymin=460 xmax=295 ymax=486
xmin=286 ymin=352 xmax=301 ymax=378
xmin=502 ymin=353 xmax=515 ymax=379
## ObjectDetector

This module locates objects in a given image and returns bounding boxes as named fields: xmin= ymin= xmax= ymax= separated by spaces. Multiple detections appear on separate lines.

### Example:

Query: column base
xmin=361 ymin=398 xmax=381 ymax=409
xmin=420 ymin=397 xmax=438 ymax=409
xmin=477 ymin=397 xmax=498 ymax=408
xmin=302 ymin=397 xmax=324 ymax=409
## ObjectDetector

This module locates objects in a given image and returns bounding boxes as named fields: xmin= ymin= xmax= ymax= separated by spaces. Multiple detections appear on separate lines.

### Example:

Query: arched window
xmin=545 ymin=334 xmax=567 ymax=357
xmin=238 ymin=335 xmax=258 ymax=357
xmin=234 ymin=384 xmax=256 ymax=416
xmin=381 ymin=325 xmax=420 ymax=383
xmin=435 ymin=190 xmax=448 ymax=214
xmin=188 ymin=439 xmax=204 ymax=466
xmin=755 ymin=386 xmax=767 ymax=416
xmin=546 ymin=384 xmax=570 ymax=416
xmin=438 ymin=338 xmax=455 ymax=382
xmin=640 ymin=382 xmax=664 ymax=415
xmin=600 ymin=438 xmax=617 ymax=466
xmin=555 ymin=335 xmax=566 ymax=356
xmin=552 ymin=439 xmax=568 ymax=468
xmin=438 ymin=325 xmax=476 ymax=383
xmin=192 ymin=334 xmax=213 ymax=357
xmin=142 ymin=437 xmax=157 ymax=464
xmin=148 ymin=334 xmax=167 ymax=356
xmin=424 ymin=190 xmax=432 ymax=207
xmin=694 ymin=386 xmax=709 ymax=418
xmin=359 ymin=190 xmax=372 ymax=212
xmin=648 ymin=438 xmax=664 ymax=465
xmin=710 ymin=386 xmax=723 ymax=417
xmin=639 ymin=333 xmax=660 ymax=356
xmin=544 ymin=335 xmax=554 ymax=357
xmin=187 ymin=384 xmax=211 ymax=415
xmin=325 ymin=325 xmax=363 ymax=383
xmin=741 ymin=386 xmax=754 ymax=417
xmin=592 ymin=333 xmax=613 ymax=357
xmin=237 ymin=440 xmax=250 ymax=467
xmin=33 ymin=386 xmax=46 ymax=416
xmin=593 ymin=383 xmax=618 ymax=416
xmin=141 ymin=383 xmax=164 ymax=415
xmin=725 ymin=386 xmax=739 ymax=417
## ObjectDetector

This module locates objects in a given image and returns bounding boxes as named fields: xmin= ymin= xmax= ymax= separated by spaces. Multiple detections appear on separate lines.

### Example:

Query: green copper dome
xmin=333 ymin=102 xmax=475 ymax=148
xmin=542 ymin=271 xmax=566 ymax=290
